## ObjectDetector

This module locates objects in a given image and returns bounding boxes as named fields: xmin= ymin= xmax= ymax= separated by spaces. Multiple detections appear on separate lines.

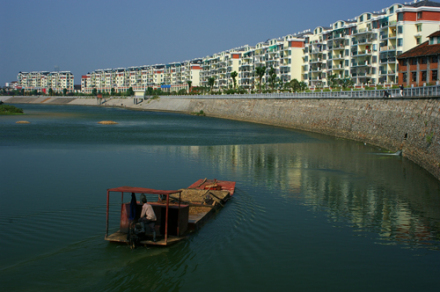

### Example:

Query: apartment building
xmin=199 ymin=0 xmax=440 ymax=90
xmin=303 ymin=0 xmax=440 ymax=88
xmin=81 ymin=59 xmax=202 ymax=94
xmin=17 ymin=71 xmax=74 ymax=93
xmin=78 ymin=0 xmax=439 ymax=93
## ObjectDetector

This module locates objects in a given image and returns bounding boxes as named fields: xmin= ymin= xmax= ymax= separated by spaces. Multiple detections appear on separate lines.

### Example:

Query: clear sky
xmin=0 ymin=0 xmax=404 ymax=85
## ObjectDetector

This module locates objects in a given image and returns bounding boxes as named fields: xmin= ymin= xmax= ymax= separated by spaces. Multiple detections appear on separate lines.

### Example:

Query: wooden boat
xmin=105 ymin=179 xmax=235 ymax=247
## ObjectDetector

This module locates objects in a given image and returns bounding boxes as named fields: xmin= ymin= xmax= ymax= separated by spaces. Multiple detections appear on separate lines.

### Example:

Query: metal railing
xmin=160 ymin=85 xmax=440 ymax=99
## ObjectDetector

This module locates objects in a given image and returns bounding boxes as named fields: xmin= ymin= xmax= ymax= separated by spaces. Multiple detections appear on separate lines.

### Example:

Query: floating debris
xmin=16 ymin=121 xmax=30 ymax=124
xmin=98 ymin=121 xmax=118 ymax=125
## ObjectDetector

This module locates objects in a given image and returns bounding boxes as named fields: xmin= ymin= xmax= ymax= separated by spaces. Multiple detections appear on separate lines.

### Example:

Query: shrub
xmin=0 ymin=104 xmax=24 ymax=114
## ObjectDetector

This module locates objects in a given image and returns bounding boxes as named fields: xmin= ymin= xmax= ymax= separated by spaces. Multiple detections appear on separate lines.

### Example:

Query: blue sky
xmin=0 ymin=0 xmax=403 ymax=85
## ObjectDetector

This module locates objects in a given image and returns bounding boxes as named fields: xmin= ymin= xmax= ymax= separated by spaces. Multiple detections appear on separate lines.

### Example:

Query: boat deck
xmin=105 ymin=231 xmax=186 ymax=246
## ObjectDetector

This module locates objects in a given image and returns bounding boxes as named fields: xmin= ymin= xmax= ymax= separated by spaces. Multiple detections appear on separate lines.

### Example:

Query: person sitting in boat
xmin=139 ymin=193 xmax=157 ymax=242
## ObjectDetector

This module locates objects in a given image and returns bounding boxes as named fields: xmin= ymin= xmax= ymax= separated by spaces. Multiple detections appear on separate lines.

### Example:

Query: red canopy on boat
xmin=107 ymin=186 xmax=181 ymax=195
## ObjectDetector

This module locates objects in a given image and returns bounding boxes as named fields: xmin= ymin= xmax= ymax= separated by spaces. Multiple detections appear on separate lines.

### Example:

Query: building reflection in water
xmin=158 ymin=140 xmax=440 ymax=250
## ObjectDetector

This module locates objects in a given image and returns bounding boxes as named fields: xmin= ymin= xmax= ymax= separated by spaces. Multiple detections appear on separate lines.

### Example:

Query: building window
xmin=416 ymin=37 xmax=421 ymax=45
xmin=398 ymin=26 xmax=403 ymax=34
xmin=417 ymin=12 xmax=422 ymax=19
xmin=411 ymin=58 xmax=417 ymax=65
xmin=421 ymin=71 xmax=427 ymax=82
xmin=431 ymin=56 xmax=438 ymax=63
xmin=403 ymin=72 xmax=407 ymax=83
xmin=412 ymin=72 xmax=417 ymax=82
xmin=416 ymin=24 xmax=422 ymax=32
xmin=398 ymin=13 xmax=403 ymax=21
xmin=401 ymin=59 xmax=407 ymax=66
xmin=398 ymin=38 xmax=403 ymax=47
xmin=432 ymin=70 xmax=438 ymax=81
xmin=421 ymin=57 xmax=427 ymax=64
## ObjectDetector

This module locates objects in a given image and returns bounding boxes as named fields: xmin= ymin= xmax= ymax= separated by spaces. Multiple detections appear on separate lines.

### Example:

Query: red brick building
xmin=398 ymin=31 xmax=440 ymax=87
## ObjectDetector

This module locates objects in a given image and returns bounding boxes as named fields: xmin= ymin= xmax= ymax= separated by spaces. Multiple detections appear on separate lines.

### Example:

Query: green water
xmin=0 ymin=104 xmax=439 ymax=292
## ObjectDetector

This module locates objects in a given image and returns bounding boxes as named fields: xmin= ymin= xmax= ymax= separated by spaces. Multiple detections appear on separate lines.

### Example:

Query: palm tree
xmin=267 ymin=67 xmax=277 ymax=92
xmin=208 ymin=77 xmax=215 ymax=93
xmin=187 ymin=80 xmax=192 ymax=93
xmin=230 ymin=71 xmax=238 ymax=89
xmin=255 ymin=66 xmax=266 ymax=93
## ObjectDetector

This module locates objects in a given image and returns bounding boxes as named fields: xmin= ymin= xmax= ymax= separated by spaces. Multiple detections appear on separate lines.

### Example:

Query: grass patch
xmin=426 ymin=132 xmax=434 ymax=144
xmin=0 ymin=104 xmax=24 ymax=115
xmin=192 ymin=110 xmax=206 ymax=116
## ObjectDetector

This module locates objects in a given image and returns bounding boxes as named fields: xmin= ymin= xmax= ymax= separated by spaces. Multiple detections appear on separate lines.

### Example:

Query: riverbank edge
xmin=3 ymin=95 xmax=440 ymax=181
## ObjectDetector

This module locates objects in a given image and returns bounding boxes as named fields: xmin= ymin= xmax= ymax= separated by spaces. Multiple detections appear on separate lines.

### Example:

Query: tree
xmin=267 ymin=67 xmax=277 ymax=92
xmin=289 ymin=79 xmax=300 ymax=92
xmin=299 ymin=81 xmax=308 ymax=92
xmin=207 ymin=77 xmax=215 ymax=93
xmin=126 ymin=87 xmax=134 ymax=96
xmin=340 ymin=77 xmax=354 ymax=90
xmin=49 ymin=88 xmax=54 ymax=96
xmin=255 ymin=66 xmax=266 ymax=93
xmin=111 ymin=88 xmax=116 ymax=95
xmin=187 ymin=80 xmax=192 ymax=93
xmin=63 ymin=88 xmax=67 ymax=96
xmin=230 ymin=71 xmax=238 ymax=89
xmin=328 ymin=74 xmax=340 ymax=89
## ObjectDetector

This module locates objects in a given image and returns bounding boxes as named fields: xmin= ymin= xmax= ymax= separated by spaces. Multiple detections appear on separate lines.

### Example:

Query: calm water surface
xmin=1 ymin=104 xmax=439 ymax=291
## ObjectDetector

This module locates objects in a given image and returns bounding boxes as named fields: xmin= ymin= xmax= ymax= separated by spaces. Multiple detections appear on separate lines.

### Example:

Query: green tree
xmin=267 ymin=67 xmax=277 ymax=92
xmin=208 ymin=77 xmax=215 ymax=93
xmin=63 ymin=88 xmax=67 ymax=96
xmin=111 ymin=88 xmax=116 ymax=95
xmin=230 ymin=71 xmax=238 ymax=89
xmin=255 ymin=66 xmax=266 ymax=93
xmin=91 ymin=88 xmax=97 ymax=96
xmin=328 ymin=74 xmax=339 ymax=88
xmin=48 ymin=88 xmax=53 ymax=96
xmin=340 ymin=77 xmax=354 ymax=90
xmin=187 ymin=80 xmax=192 ymax=93
xmin=299 ymin=81 xmax=308 ymax=92
xmin=126 ymin=87 xmax=134 ymax=96
xmin=289 ymin=79 xmax=300 ymax=92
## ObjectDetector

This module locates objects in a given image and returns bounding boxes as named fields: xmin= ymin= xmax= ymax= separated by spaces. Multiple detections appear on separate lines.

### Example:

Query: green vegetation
xmin=255 ymin=66 xmax=266 ymax=93
xmin=426 ymin=132 xmax=434 ymax=144
xmin=0 ymin=104 xmax=24 ymax=115
xmin=208 ymin=77 xmax=215 ymax=93
xmin=230 ymin=71 xmax=238 ymax=89
xmin=192 ymin=110 xmax=206 ymax=116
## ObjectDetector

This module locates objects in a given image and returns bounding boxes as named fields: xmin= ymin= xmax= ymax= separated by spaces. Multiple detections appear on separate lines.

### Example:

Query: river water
xmin=1 ymin=104 xmax=439 ymax=291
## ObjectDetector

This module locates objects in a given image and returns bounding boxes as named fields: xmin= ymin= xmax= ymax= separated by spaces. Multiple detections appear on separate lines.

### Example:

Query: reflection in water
xmin=1 ymin=104 xmax=440 ymax=291
xmin=176 ymin=142 xmax=440 ymax=250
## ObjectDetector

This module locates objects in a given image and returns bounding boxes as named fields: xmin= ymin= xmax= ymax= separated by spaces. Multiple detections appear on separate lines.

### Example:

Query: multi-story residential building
xmin=303 ymin=0 xmax=440 ymax=88
xmin=398 ymin=30 xmax=440 ymax=86
xmin=17 ymin=71 xmax=74 ymax=93
xmin=80 ymin=59 xmax=203 ymax=94
xmin=79 ymin=0 xmax=440 ymax=94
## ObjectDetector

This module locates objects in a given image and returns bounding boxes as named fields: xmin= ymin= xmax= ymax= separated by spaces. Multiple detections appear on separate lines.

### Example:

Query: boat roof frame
xmin=106 ymin=186 xmax=182 ymax=245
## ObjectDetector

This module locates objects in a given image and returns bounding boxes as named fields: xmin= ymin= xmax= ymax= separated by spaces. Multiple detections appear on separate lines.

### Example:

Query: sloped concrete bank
xmin=4 ymin=96 xmax=440 ymax=180
xmin=140 ymin=97 xmax=440 ymax=181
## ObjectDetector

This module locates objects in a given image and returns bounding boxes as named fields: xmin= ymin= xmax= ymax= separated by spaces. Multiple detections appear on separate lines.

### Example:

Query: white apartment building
xmin=79 ymin=0 xmax=440 ymax=93
xmin=303 ymin=1 xmax=440 ymax=87
xmin=17 ymin=71 xmax=74 ymax=93
xmin=201 ymin=0 xmax=440 ymax=90
xmin=81 ymin=59 xmax=202 ymax=94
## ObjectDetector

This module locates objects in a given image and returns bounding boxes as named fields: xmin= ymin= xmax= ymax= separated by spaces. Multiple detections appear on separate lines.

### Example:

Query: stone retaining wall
xmin=4 ymin=96 xmax=440 ymax=180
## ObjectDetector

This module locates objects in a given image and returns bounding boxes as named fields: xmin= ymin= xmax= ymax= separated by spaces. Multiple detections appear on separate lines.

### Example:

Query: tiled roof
xmin=407 ymin=0 xmax=440 ymax=7
xmin=397 ymin=41 xmax=440 ymax=59
xmin=429 ymin=31 xmax=440 ymax=38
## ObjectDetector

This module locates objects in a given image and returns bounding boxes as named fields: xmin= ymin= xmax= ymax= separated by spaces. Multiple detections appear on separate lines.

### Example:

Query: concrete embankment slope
xmin=4 ymin=96 xmax=440 ymax=181
xmin=139 ymin=97 xmax=440 ymax=181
